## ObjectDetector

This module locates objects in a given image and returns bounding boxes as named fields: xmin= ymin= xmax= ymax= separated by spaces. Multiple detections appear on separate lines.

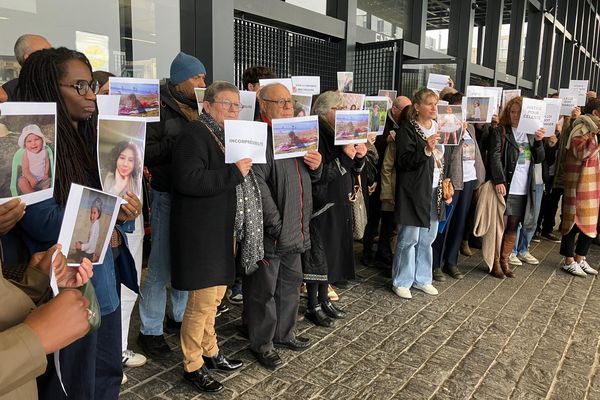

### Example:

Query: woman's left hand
xmin=354 ymin=143 xmax=367 ymax=158
xmin=29 ymin=244 xmax=93 ymax=288
xmin=534 ymin=128 xmax=545 ymax=141
xmin=118 ymin=192 xmax=142 ymax=222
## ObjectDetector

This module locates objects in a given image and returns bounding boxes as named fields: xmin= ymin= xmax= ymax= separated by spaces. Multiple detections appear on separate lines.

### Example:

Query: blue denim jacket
xmin=18 ymin=198 xmax=139 ymax=315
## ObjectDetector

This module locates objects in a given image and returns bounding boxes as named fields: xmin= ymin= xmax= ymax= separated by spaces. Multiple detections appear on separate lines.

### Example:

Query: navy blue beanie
xmin=170 ymin=52 xmax=207 ymax=85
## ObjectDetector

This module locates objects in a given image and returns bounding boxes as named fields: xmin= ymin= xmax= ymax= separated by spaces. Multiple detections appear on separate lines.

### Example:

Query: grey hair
xmin=312 ymin=91 xmax=344 ymax=117
xmin=204 ymin=81 xmax=239 ymax=103
xmin=257 ymin=83 xmax=290 ymax=101
xmin=14 ymin=34 xmax=46 ymax=65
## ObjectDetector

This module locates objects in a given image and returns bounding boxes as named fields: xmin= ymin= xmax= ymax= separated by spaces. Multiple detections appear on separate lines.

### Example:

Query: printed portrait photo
xmin=437 ymin=105 xmax=463 ymax=145
xmin=272 ymin=116 xmax=319 ymax=160
xmin=0 ymin=102 xmax=57 ymax=205
xmin=292 ymin=94 xmax=313 ymax=117
xmin=97 ymin=116 xmax=146 ymax=199
xmin=465 ymin=97 xmax=490 ymax=123
xmin=334 ymin=110 xmax=370 ymax=145
xmin=337 ymin=71 xmax=353 ymax=93
xmin=364 ymin=97 xmax=389 ymax=135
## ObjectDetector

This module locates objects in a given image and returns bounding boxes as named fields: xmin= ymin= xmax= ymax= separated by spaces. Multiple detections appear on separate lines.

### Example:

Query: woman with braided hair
xmin=15 ymin=47 xmax=142 ymax=400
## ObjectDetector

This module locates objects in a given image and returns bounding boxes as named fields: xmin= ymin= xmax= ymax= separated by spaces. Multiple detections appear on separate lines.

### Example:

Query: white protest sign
xmin=427 ymin=73 xmax=451 ymax=92
xmin=559 ymin=88 xmax=578 ymax=115
xmin=259 ymin=78 xmax=293 ymax=93
xmin=238 ymin=91 xmax=257 ymax=121
xmin=517 ymin=98 xmax=546 ymax=134
xmin=96 ymin=95 xmax=121 ymax=116
xmin=194 ymin=88 xmax=206 ymax=114
xmin=224 ymin=120 xmax=268 ymax=164
xmin=467 ymin=86 xmax=502 ymax=113
xmin=543 ymin=98 xmax=562 ymax=136
xmin=569 ymin=80 xmax=588 ymax=106
xmin=291 ymin=76 xmax=320 ymax=95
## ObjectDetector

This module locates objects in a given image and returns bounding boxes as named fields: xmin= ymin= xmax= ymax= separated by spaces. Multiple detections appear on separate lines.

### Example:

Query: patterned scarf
xmin=198 ymin=113 xmax=264 ymax=274
xmin=410 ymin=119 xmax=444 ymax=216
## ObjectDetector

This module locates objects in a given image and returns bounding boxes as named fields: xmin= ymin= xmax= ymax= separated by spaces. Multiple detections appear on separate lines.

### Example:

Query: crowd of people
xmin=2 ymin=33 xmax=600 ymax=400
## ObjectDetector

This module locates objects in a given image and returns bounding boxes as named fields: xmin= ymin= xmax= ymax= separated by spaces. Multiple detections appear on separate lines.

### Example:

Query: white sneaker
xmin=579 ymin=260 xmax=598 ymax=275
xmin=509 ymin=254 xmax=522 ymax=266
xmin=562 ymin=261 xmax=587 ymax=277
xmin=518 ymin=252 xmax=539 ymax=265
xmin=392 ymin=286 xmax=412 ymax=299
xmin=122 ymin=349 xmax=147 ymax=368
xmin=121 ymin=373 xmax=128 ymax=385
xmin=413 ymin=284 xmax=439 ymax=296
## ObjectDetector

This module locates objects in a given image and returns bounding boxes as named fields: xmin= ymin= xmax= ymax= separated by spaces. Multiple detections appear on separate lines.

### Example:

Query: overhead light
xmin=0 ymin=16 xmax=9 ymax=20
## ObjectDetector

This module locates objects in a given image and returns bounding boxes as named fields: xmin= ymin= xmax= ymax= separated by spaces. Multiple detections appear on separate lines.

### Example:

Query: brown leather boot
xmin=490 ymin=253 xmax=505 ymax=279
xmin=499 ymin=233 xmax=517 ymax=278
xmin=460 ymin=240 xmax=473 ymax=256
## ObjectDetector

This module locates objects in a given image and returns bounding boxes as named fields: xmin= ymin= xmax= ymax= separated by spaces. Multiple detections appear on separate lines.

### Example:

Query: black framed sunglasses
xmin=60 ymin=79 xmax=100 ymax=96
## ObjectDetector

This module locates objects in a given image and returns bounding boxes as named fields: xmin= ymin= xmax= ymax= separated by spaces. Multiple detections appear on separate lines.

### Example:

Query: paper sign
xmin=542 ymin=98 xmax=562 ymax=136
xmin=0 ymin=102 xmax=57 ymax=205
xmin=96 ymin=95 xmax=121 ymax=116
xmin=194 ymin=88 xmax=206 ymax=114
xmin=97 ymin=116 xmax=147 ymax=199
xmin=224 ymin=120 xmax=268 ymax=164
xmin=378 ymin=90 xmax=397 ymax=108
xmin=427 ymin=73 xmax=451 ymax=92
xmin=337 ymin=72 xmax=353 ymax=92
xmin=334 ymin=110 xmax=369 ymax=145
xmin=259 ymin=78 xmax=293 ymax=94
xmin=108 ymin=77 xmax=160 ymax=122
xmin=502 ymin=89 xmax=521 ymax=111
xmin=364 ymin=96 xmax=389 ymax=135
xmin=559 ymin=88 xmax=578 ymax=115
xmin=467 ymin=86 xmax=502 ymax=113
xmin=58 ymin=183 xmax=121 ymax=266
xmin=517 ymin=98 xmax=546 ymax=134
xmin=272 ymin=115 xmax=319 ymax=160
xmin=569 ymin=80 xmax=589 ymax=106
xmin=340 ymin=92 xmax=365 ymax=111
xmin=463 ymin=96 xmax=496 ymax=123
xmin=291 ymin=76 xmax=320 ymax=95
xmin=437 ymin=105 xmax=463 ymax=145
xmin=292 ymin=93 xmax=313 ymax=117
xmin=239 ymin=91 xmax=257 ymax=121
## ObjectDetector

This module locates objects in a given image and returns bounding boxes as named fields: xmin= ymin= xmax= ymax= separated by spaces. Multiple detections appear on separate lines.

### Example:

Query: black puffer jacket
xmin=488 ymin=125 xmax=545 ymax=192
xmin=145 ymin=82 xmax=198 ymax=192
xmin=252 ymin=124 xmax=322 ymax=257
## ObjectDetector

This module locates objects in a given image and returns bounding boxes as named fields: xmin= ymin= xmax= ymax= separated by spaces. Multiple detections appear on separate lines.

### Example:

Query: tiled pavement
xmin=120 ymin=238 xmax=600 ymax=399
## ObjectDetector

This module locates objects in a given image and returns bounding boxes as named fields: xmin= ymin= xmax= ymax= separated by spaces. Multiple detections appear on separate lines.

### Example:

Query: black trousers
xmin=362 ymin=189 xmax=382 ymax=257
xmin=539 ymin=181 xmax=563 ymax=234
xmin=560 ymin=224 xmax=594 ymax=257
xmin=376 ymin=210 xmax=395 ymax=259
xmin=243 ymin=252 xmax=302 ymax=353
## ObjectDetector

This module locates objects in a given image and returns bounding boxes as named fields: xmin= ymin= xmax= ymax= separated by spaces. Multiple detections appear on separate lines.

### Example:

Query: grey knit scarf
xmin=198 ymin=113 xmax=264 ymax=274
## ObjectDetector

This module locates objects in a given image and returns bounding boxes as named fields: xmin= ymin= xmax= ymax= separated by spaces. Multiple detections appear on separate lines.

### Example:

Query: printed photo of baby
xmin=16 ymin=124 xmax=52 ymax=193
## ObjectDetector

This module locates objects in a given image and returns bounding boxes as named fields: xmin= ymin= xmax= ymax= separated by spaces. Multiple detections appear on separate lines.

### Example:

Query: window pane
xmin=425 ymin=0 xmax=449 ymax=53
xmin=357 ymin=0 xmax=410 ymax=41
xmin=286 ymin=0 xmax=326 ymax=15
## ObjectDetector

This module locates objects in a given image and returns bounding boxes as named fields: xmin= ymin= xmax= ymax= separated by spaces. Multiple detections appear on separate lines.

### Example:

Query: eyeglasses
xmin=213 ymin=99 xmax=244 ymax=111
xmin=262 ymin=98 xmax=293 ymax=108
xmin=60 ymin=80 xmax=100 ymax=96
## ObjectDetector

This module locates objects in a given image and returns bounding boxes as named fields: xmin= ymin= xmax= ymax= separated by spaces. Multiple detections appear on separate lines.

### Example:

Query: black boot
xmin=184 ymin=366 xmax=223 ymax=393
xmin=321 ymin=300 xmax=346 ymax=319
xmin=305 ymin=304 xmax=335 ymax=327
xmin=202 ymin=353 xmax=243 ymax=372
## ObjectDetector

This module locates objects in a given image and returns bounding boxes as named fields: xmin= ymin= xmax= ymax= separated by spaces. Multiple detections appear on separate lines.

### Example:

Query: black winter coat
xmin=252 ymin=124 xmax=322 ymax=257
xmin=170 ymin=119 xmax=244 ymax=291
xmin=394 ymin=120 xmax=435 ymax=228
xmin=145 ymin=82 xmax=197 ymax=192
xmin=488 ymin=125 xmax=545 ymax=192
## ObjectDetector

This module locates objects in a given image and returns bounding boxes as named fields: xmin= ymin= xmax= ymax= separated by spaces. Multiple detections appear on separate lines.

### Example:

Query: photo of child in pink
xmin=17 ymin=124 xmax=51 ymax=194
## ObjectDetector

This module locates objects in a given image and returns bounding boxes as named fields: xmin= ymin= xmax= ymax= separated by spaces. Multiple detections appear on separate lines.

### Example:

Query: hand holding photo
xmin=0 ymin=102 xmax=57 ymax=205
xmin=57 ymin=184 xmax=121 ymax=266
xmin=364 ymin=96 xmax=389 ymax=135
xmin=337 ymin=72 xmax=353 ymax=93
xmin=437 ymin=105 xmax=463 ymax=145
xmin=224 ymin=120 xmax=268 ymax=164
xmin=272 ymin=116 xmax=319 ymax=160
xmin=334 ymin=110 xmax=370 ymax=145
xmin=108 ymin=77 xmax=160 ymax=122
xmin=97 ymin=116 xmax=146 ymax=198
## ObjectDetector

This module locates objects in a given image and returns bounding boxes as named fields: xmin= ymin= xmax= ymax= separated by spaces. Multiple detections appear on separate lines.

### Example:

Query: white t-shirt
xmin=509 ymin=128 xmax=531 ymax=195
xmin=462 ymin=131 xmax=477 ymax=183
xmin=418 ymin=120 xmax=442 ymax=187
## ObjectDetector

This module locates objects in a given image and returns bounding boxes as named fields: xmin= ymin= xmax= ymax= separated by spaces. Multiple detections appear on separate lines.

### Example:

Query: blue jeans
xmin=392 ymin=192 xmax=440 ymax=289
xmin=513 ymin=183 xmax=544 ymax=256
xmin=139 ymin=189 xmax=188 ymax=335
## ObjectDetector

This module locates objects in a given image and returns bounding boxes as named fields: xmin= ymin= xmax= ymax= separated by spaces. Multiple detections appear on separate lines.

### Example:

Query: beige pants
xmin=180 ymin=285 xmax=227 ymax=372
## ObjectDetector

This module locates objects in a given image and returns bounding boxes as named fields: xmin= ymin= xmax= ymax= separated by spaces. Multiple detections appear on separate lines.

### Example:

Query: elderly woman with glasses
xmin=170 ymin=81 xmax=260 ymax=393
xmin=301 ymin=91 xmax=367 ymax=326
